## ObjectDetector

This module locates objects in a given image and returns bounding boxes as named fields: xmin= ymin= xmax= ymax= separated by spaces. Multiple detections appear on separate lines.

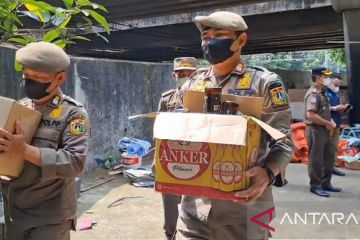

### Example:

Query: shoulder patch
xmin=268 ymin=81 xmax=288 ymax=107
xmin=161 ymin=89 xmax=176 ymax=97
xmin=310 ymin=96 xmax=318 ymax=104
xmin=70 ymin=117 xmax=87 ymax=135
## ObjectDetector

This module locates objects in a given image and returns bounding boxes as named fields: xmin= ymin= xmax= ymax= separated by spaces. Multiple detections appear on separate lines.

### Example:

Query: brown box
xmin=345 ymin=161 xmax=360 ymax=170
xmin=0 ymin=96 xmax=42 ymax=177
xmin=154 ymin=91 xmax=285 ymax=200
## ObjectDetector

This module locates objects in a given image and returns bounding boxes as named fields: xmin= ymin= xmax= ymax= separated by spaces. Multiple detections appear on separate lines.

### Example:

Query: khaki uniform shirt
xmin=158 ymin=88 xmax=183 ymax=112
xmin=304 ymin=86 xmax=331 ymax=125
xmin=1 ymin=90 xmax=89 ymax=230
xmin=181 ymin=63 xmax=294 ymax=225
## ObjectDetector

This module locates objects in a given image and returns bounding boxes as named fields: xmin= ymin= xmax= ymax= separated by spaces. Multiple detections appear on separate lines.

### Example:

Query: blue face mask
xmin=202 ymin=38 xmax=235 ymax=64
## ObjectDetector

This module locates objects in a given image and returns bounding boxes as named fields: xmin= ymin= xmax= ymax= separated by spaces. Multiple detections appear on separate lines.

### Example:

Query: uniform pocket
xmin=32 ymin=128 xmax=61 ymax=149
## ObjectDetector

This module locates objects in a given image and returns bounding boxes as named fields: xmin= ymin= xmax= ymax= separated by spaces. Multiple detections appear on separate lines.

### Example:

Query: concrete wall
xmin=0 ymin=47 xmax=173 ymax=171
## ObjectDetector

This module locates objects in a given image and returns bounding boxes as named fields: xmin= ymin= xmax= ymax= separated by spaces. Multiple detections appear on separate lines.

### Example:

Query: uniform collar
xmin=232 ymin=61 xmax=246 ymax=75
xmin=206 ymin=59 xmax=246 ymax=77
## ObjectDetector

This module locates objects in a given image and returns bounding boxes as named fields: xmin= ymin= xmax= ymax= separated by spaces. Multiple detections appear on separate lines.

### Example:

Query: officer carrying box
xmin=0 ymin=42 xmax=89 ymax=240
xmin=176 ymin=11 xmax=294 ymax=240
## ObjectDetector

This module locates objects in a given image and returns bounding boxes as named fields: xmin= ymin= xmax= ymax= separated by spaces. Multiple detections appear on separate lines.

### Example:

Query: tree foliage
xmin=329 ymin=48 xmax=346 ymax=68
xmin=0 ymin=0 xmax=109 ymax=49
xmin=243 ymin=48 xmax=347 ymax=73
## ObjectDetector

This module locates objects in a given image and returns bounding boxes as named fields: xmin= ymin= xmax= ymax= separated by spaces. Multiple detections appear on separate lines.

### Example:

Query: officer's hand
xmin=335 ymin=104 xmax=347 ymax=112
xmin=325 ymin=121 xmax=336 ymax=131
xmin=234 ymin=166 xmax=269 ymax=204
xmin=0 ymin=121 xmax=27 ymax=159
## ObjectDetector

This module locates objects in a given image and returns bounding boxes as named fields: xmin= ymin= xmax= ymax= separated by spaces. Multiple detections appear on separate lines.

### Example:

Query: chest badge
xmin=236 ymin=73 xmax=252 ymax=89
xmin=193 ymin=80 xmax=207 ymax=92
xmin=50 ymin=104 xmax=64 ymax=119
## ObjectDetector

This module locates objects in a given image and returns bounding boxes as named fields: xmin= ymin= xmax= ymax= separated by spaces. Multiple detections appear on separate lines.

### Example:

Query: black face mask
xmin=202 ymin=38 xmax=235 ymax=64
xmin=24 ymin=78 xmax=51 ymax=100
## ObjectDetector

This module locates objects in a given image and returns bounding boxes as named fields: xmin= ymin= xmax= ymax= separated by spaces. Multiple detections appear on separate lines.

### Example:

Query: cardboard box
xmin=345 ymin=160 xmax=360 ymax=170
xmin=154 ymin=91 xmax=285 ymax=200
xmin=0 ymin=96 xmax=42 ymax=177
xmin=183 ymin=90 xmax=264 ymax=118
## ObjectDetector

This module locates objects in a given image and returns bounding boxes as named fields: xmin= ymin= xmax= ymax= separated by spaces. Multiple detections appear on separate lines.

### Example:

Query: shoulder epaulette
xmin=161 ymin=89 xmax=176 ymax=98
xmin=63 ymin=95 xmax=84 ymax=107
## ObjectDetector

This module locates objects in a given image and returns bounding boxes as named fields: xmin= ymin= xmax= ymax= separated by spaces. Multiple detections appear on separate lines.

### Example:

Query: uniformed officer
xmin=158 ymin=57 xmax=197 ymax=240
xmin=0 ymin=42 xmax=89 ymax=240
xmin=158 ymin=57 xmax=197 ymax=112
xmin=325 ymin=75 xmax=347 ymax=176
xmin=304 ymin=67 xmax=341 ymax=198
xmin=177 ymin=11 xmax=294 ymax=240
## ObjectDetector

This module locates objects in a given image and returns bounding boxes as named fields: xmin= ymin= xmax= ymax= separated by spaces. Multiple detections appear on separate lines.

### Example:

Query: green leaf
xmin=23 ymin=0 xmax=55 ymax=12
xmin=94 ymin=31 xmax=109 ymax=43
xmin=81 ymin=9 xmax=89 ymax=16
xmin=42 ymin=29 xmax=60 ymax=42
xmin=71 ymin=35 xmax=90 ymax=41
xmin=14 ymin=59 xmax=23 ymax=71
xmin=59 ymin=15 xmax=71 ymax=27
xmin=20 ymin=10 xmax=40 ymax=22
xmin=53 ymin=39 xmax=75 ymax=48
xmin=63 ymin=0 xmax=74 ymax=9
xmin=53 ymin=39 xmax=67 ymax=48
xmin=51 ymin=14 xmax=66 ymax=26
xmin=87 ymin=10 xmax=110 ymax=34
xmin=91 ymin=3 xmax=108 ymax=13
xmin=76 ymin=0 xmax=91 ymax=6
xmin=9 ymin=13 xmax=23 ymax=26
xmin=8 ymin=37 xmax=29 ymax=45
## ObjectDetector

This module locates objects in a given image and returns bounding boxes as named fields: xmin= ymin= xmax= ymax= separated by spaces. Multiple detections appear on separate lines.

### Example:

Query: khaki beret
xmin=16 ymin=42 xmax=70 ymax=73
xmin=194 ymin=11 xmax=248 ymax=32
xmin=174 ymin=57 xmax=197 ymax=71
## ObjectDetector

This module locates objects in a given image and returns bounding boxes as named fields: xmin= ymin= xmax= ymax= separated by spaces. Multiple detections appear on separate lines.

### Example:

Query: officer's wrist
xmin=262 ymin=165 xmax=275 ymax=186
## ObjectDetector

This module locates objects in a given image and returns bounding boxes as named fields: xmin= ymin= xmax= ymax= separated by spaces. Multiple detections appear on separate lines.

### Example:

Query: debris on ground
xmin=117 ymin=137 xmax=151 ymax=157
xmin=81 ymin=176 xmax=116 ymax=193
xmin=76 ymin=217 xmax=95 ymax=231
xmin=107 ymin=196 xmax=147 ymax=208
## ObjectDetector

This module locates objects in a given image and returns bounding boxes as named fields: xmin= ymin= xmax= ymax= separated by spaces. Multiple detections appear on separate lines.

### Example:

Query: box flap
xmin=250 ymin=117 xmax=286 ymax=140
xmin=154 ymin=112 xmax=248 ymax=146
xmin=183 ymin=90 xmax=264 ymax=118
xmin=128 ymin=112 xmax=158 ymax=120
xmin=0 ymin=96 xmax=15 ymax=128
xmin=154 ymin=113 xmax=286 ymax=145
xmin=5 ymin=102 xmax=42 ymax=143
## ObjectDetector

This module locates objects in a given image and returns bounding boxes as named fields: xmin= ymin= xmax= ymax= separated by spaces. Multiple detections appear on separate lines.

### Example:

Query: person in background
xmin=325 ymin=75 xmax=347 ymax=176
xmin=157 ymin=57 xmax=197 ymax=240
xmin=304 ymin=67 xmax=341 ymax=198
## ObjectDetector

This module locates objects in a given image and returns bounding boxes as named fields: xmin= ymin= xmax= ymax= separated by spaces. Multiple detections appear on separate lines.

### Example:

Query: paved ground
xmin=71 ymin=163 xmax=360 ymax=240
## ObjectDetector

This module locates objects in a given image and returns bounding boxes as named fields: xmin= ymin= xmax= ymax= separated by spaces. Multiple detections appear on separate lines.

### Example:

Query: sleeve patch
xmin=310 ymin=97 xmax=317 ymax=104
xmin=71 ymin=118 xmax=87 ymax=135
xmin=268 ymin=81 xmax=288 ymax=107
